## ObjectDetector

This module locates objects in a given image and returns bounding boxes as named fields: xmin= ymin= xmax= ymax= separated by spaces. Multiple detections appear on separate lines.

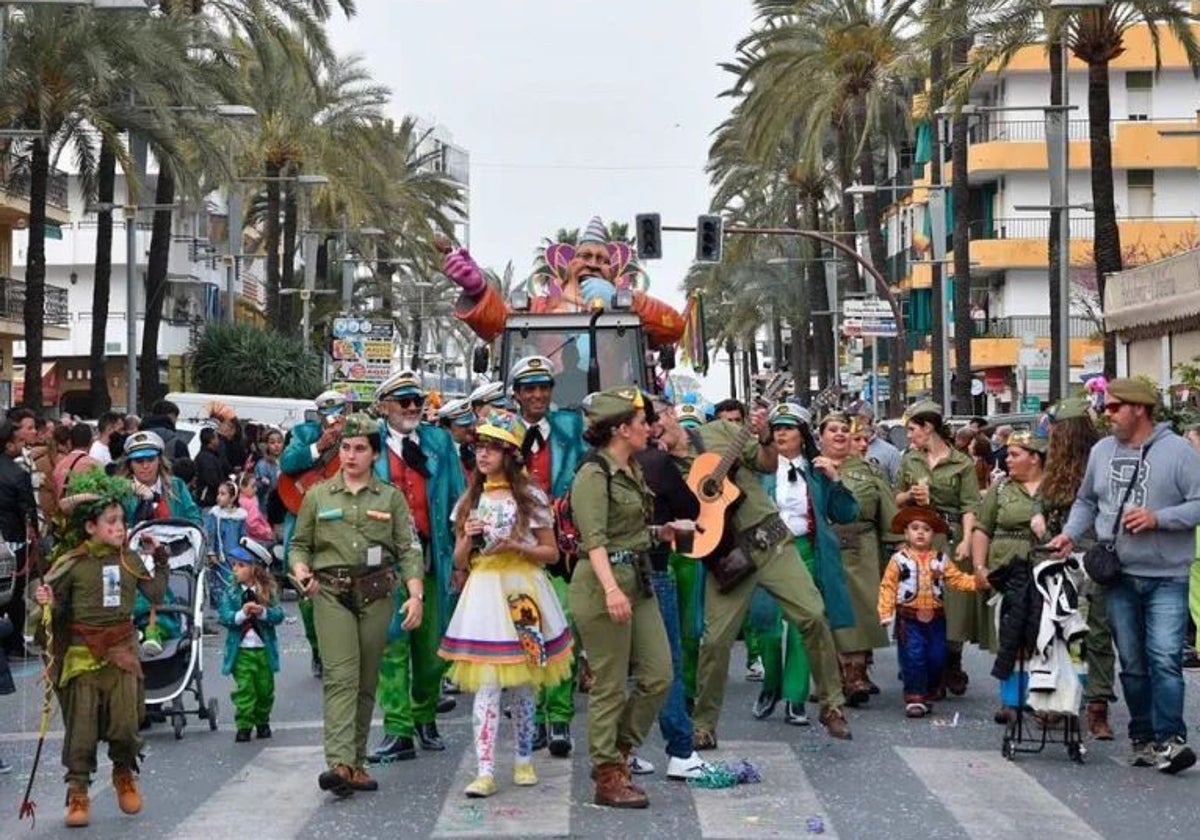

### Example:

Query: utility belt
xmin=934 ymin=509 xmax=962 ymax=542
xmin=832 ymin=521 xmax=874 ymax=549
xmin=991 ymin=529 xmax=1030 ymax=541
xmin=315 ymin=565 xmax=396 ymax=614
xmin=593 ymin=549 xmax=653 ymax=598
xmin=740 ymin=513 xmax=791 ymax=552
xmin=897 ymin=605 xmax=944 ymax=624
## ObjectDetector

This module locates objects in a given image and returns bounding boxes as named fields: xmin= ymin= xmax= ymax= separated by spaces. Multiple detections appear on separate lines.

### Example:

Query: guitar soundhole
xmin=700 ymin=478 xmax=720 ymax=500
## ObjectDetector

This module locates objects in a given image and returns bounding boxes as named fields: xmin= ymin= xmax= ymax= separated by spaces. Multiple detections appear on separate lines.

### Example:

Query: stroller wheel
xmin=1001 ymin=736 xmax=1015 ymax=761
xmin=207 ymin=698 xmax=219 ymax=731
xmin=172 ymin=697 xmax=186 ymax=740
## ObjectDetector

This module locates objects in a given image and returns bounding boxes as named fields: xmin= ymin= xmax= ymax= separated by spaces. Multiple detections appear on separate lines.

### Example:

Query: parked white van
xmin=164 ymin=393 xmax=318 ymax=429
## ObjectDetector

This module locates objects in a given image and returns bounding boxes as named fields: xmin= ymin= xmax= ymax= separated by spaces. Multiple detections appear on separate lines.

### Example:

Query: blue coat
xmin=545 ymin=408 xmax=585 ymax=501
xmin=373 ymin=419 xmax=464 ymax=631
xmin=203 ymin=507 xmax=247 ymax=562
xmin=217 ymin=583 xmax=284 ymax=674
xmin=761 ymin=465 xmax=858 ymax=630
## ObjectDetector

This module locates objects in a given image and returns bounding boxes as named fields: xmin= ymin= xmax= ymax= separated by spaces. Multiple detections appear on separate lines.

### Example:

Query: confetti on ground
xmin=806 ymin=814 xmax=825 ymax=834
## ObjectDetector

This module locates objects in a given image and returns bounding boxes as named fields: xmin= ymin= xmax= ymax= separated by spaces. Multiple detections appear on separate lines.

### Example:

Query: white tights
xmin=472 ymin=684 xmax=534 ymax=778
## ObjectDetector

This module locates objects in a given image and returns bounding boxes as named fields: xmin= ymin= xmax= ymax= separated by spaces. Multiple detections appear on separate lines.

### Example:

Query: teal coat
xmin=760 ymin=466 xmax=858 ymax=630
xmin=545 ymin=408 xmax=585 ymax=501
xmin=279 ymin=420 xmax=330 ymax=556
xmin=217 ymin=583 xmax=284 ymax=674
xmin=373 ymin=419 xmax=465 ymax=632
xmin=123 ymin=475 xmax=202 ymax=527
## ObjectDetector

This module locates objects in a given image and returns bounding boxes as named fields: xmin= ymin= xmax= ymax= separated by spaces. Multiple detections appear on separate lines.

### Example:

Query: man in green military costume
xmin=895 ymin=400 xmax=980 ymax=696
xmin=289 ymin=413 xmax=425 ymax=797
xmin=367 ymin=370 xmax=465 ymax=762
xmin=279 ymin=389 xmax=348 ymax=678
xmin=680 ymin=402 xmax=854 ymax=743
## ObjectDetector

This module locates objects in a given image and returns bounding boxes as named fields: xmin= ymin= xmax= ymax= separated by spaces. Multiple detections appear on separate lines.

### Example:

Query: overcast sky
xmin=329 ymin=1 xmax=756 ymax=397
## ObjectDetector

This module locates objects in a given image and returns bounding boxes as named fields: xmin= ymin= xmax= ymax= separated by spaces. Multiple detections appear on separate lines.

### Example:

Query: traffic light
xmin=696 ymin=214 xmax=723 ymax=263
xmin=635 ymin=213 xmax=662 ymax=260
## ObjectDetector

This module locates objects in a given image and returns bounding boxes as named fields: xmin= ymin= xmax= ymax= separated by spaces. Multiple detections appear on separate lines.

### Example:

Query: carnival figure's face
xmin=85 ymin=504 xmax=127 ymax=548
xmin=568 ymin=243 xmax=613 ymax=286
xmin=820 ymin=420 xmax=852 ymax=458
xmin=515 ymin=383 xmax=553 ymax=422
xmin=130 ymin=456 xmax=160 ymax=484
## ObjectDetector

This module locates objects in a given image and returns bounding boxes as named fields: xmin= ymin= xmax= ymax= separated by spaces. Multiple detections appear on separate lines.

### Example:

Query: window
xmin=1128 ymin=169 xmax=1154 ymax=216
xmin=1126 ymin=71 xmax=1152 ymax=121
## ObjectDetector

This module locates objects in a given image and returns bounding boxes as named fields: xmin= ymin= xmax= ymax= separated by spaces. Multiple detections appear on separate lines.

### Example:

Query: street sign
xmin=842 ymin=299 xmax=897 ymax=338
xmin=1021 ymin=394 xmax=1042 ymax=412
xmin=330 ymin=317 xmax=399 ymax=404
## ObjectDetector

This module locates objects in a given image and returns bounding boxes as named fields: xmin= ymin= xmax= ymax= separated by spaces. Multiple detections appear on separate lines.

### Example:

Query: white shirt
xmin=523 ymin=416 xmax=551 ymax=453
xmin=775 ymin=457 xmax=810 ymax=537
xmin=89 ymin=440 xmax=113 ymax=466
xmin=386 ymin=426 xmax=420 ymax=461
xmin=233 ymin=586 xmax=265 ymax=648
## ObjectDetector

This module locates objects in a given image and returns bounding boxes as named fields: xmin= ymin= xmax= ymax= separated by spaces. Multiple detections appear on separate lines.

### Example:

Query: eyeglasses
xmin=1103 ymin=402 xmax=1125 ymax=414
xmin=476 ymin=440 xmax=509 ymax=454
xmin=388 ymin=396 xmax=425 ymax=409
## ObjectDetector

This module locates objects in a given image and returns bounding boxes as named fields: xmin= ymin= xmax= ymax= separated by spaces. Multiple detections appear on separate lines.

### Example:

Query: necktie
xmin=522 ymin=426 xmax=545 ymax=460
xmin=787 ymin=462 xmax=799 ymax=483
xmin=401 ymin=436 xmax=430 ymax=478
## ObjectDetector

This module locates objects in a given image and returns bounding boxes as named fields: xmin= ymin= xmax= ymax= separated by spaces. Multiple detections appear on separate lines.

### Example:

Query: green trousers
xmin=536 ymin=574 xmax=577 ymax=725
xmin=313 ymin=586 xmax=392 ymax=769
xmin=299 ymin=597 xmax=319 ymax=657
xmin=377 ymin=574 xmax=445 ymax=735
xmin=695 ymin=535 xmax=844 ymax=735
xmin=61 ymin=662 xmax=143 ymax=786
xmin=669 ymin=552 xmax=704 ymax=699
xmin=570 ymin=561 xmax=672 ymax=768
xmin=1084 ymin=586 xmax=1116 ymax=703
xmin=231 ymin=647 xmax=275 ymax=729
xmin=753 ymin=537 xmax=815 ymax=705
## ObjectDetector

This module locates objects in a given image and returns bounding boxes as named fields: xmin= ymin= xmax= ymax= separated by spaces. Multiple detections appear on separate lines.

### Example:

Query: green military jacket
xmin=839 ymin=455 xmax=901 ymax=547
xmin=974 ymin=477 xmax=1037 ymax=572
xmin=46 ymin=541 xmax=169 ymax=628
xmin=571 ymin=450 xmax=654 ymax=554
xmin=676 ymin=419 xmax=776 ymax=534
xmin=289 ymin=473 xmax=423 ymax=582
xmin=897 ymin=446 xmax=980 ymax=521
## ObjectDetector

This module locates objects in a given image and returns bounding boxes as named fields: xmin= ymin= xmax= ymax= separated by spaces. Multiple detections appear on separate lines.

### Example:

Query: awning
xmin=1105 ymin=248 xmax=1200 ymax=333
xmin=12 ymin=361 xmax=59 ymax=406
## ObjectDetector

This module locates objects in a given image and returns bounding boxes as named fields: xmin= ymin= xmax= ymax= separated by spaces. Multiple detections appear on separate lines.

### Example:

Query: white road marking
xmin=431 ymin=742 xmax=573 ymax=837
xmin=165 ymin=746 xmax=326 ymax=840
xmin=691 ymin=739 xmax=836 ymax=839
xmin=895 ymin=747 xmax=1103 ymax=839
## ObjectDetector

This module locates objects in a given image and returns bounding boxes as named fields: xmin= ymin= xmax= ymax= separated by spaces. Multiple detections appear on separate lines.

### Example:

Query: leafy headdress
xmin=50 ymin=468 xmax=134 ymax=564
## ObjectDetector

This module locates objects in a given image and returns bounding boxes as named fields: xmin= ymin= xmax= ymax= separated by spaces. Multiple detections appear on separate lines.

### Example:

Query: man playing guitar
xmin=279 ymin=389 xmax=348 ymax=678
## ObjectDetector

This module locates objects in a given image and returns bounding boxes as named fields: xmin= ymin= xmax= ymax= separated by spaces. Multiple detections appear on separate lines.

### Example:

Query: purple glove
xmin=443 ymin=249 xmax=487 ymax=298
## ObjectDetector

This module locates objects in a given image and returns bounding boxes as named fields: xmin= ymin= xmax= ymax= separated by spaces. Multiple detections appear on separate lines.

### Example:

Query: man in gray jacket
xmin=1049 ymin=378 xmax=1200 ymax=774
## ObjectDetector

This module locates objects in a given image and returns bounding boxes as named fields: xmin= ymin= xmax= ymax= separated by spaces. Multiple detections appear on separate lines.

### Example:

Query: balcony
xmin=972 ymin=315 xmax=1097 ymax=339
xmin=967 ymin=216 xmax=1199 ymax=270
xmin=0 ymin=277 xmax=68 ymax=325
xmin=0 ymin=155 xmax=71 ymax=227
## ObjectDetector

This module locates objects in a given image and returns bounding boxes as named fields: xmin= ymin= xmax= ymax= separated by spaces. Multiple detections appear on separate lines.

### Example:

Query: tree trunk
xmin=21 ymin=139 xmax=49 ymax=409
xmin=1047 ymin=42 xmax=1064 ymax=402
xmin=835 ymin=121 xmax=863 ymax=296
xmin=281 ymin=178 xmax=298 ymax=332
xmin=808 ymin=195 xmax=834 ymax=390
xmin=726 ymin=336 xmax=737 ymax=399
xmin=411 ymin=312 xmax=424 ymax=369
xmin=139 ymin=167 xmax=174 ymax=411
xmin=264 ymin=161 xmax=282 ymax=329
xmin=1088 ymin=57 xmax=1121 ymax=378
xmin=787 ymin=196 xmax=811 ymax=397
xmin=929 ymin=43 xmax=947 ymax=406
xmin=743 ymin=336 xmax=755 ymax=399
xmin=88 ymin=140 xmax=117 ymax=416
xmin=857 ymin=125 xmax=902 ymax=413
xmin=951 ymin=35 xmax=974 ymax=414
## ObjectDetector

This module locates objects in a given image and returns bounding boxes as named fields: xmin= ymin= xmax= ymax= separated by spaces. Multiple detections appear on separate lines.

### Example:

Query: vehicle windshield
xmin=505 ymin=326 xmax=645 ymax=410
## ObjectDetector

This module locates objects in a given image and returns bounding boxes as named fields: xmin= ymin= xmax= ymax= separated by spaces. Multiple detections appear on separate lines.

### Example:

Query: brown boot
xmin=317 ymin=763 xmax=355 ymax=798
xmin=840 ymin=653 xmax=871 ymax=707
xmin=349 ymin=766 xmax=379 ymax=791
xmin=819 ymin=706 xmax=853 ymax=740
xmin=64 ymin=784 xmax=90 ymax=828
xmin=617 ymin=743 xmax=646 ymax=795
xmin=593 ymin=763 xmax=648 ymax=809
xmin=112 ymin=766 xmax=143 ymax=815
xmin=943 ymin=648 xmax=969 ymax=696
xmin=1086 ymin=701 xmax=1114 ymax=741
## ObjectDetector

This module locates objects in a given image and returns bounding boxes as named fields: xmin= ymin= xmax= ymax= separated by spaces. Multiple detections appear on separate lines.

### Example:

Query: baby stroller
xmin=129 ymin=518 xmax=219 ymax=739
xmin=991 ymin=545 xmax=1088 ymax=763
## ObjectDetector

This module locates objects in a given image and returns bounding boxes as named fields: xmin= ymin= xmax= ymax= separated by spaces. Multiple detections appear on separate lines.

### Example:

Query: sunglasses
xmin=388 ymin=396 xmax=425 ymax=409
xmin=1103 ymin=402 xmax=1125 ymax=414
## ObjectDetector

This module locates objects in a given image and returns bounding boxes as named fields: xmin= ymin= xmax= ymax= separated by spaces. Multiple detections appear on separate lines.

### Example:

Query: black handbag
xmin=1083 ymin=441 xmax=1153 ymax=586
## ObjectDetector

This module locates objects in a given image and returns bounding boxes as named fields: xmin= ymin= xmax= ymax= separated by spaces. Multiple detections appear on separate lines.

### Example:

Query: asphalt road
xmin=3 ymin=600 xmax=1200 ymax=839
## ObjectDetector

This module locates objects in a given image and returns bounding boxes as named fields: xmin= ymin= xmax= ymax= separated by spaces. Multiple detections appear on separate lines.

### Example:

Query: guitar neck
xmin=712 ymin=421 xmax=757 ymax=485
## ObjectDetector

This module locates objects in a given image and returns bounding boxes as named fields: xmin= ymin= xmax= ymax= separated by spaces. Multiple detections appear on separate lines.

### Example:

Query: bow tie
xmin=401 ymin=437 xmax=430 ymax=478
xmin=787 ymin=462 xmax=802 ymax=484
xmin=522 ymin=426 xmax=545 ymax=458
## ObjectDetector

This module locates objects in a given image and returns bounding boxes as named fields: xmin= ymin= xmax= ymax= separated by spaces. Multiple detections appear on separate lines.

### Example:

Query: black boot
xmin=235 ymin=728 xmax=252 ymax=743
xmin=416 ymin=722 xmax=445 ymax=751
xmin=436 ymin=694 xmax=457 ymax=714
xmin=367 ymin=734 xmax=416 ymax=763
xmin=752 ymin=689 xmax=780 ymax=720
xmin=532 ymin=722 xmax=549 ymax=751
xmin=256 ymin=723 xmax=272 ymax=739
xmin=310 ymin=653 xmax=323 ymax=679
xmin=548 ymin=723 xmax=573 ymax=757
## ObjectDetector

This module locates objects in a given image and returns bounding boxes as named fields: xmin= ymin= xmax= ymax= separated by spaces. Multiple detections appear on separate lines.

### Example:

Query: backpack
xmin=553 ymin=449 xmax=612 ymax=562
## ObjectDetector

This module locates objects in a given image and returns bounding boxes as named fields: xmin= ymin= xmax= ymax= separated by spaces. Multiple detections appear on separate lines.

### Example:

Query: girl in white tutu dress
xmin=439 ymin=410 xmax=573 ymax=798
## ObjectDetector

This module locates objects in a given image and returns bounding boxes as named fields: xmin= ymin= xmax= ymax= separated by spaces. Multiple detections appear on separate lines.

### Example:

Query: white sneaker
xmin=746 ymin=657 xmax=765 ymax=682
xmin=667 ymin=752 xmax=711 ymax=781
xmin=627 ymin=753 xmax=656 ymax=775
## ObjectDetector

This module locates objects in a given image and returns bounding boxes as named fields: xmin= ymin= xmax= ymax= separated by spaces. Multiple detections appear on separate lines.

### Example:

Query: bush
xmin=192 ymin=324 xmax=324 ymax=398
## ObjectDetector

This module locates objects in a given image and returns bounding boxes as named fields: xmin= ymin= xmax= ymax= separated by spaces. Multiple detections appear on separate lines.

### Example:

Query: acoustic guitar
xmin=684 ymin=373 xmax=792 ymax=559
xmin=277 ymin=449 xmax=340 ymax=515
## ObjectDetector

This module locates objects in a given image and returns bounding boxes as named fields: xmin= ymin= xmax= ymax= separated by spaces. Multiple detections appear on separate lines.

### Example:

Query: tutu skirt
xmin=438 ymin=551 xmax=574 ymax=691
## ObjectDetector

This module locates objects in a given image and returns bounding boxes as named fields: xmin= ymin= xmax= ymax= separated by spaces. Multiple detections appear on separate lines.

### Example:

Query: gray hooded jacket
xmin=1064 ymin=423 xmax=1200 ymax=578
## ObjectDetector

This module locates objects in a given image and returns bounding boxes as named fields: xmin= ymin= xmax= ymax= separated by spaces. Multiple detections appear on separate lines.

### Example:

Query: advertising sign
xmin=330 ymin=317 xmax=397 ymax=404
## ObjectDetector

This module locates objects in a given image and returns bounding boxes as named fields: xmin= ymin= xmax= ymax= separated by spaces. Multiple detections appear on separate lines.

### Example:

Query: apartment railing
xmin=0 ymin=277 xmax=69 ymax=325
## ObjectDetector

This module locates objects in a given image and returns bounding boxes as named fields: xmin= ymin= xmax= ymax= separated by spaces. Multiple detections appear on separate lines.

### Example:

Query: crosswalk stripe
xmin=431 ymin=742 xmax=573 ymax=837
xmin=691 ymin=740 xmax=837 ymax=839
xmin=895 ymin=747 xmax=1103 ymax=840
xmin=165 ymin=746 xmax=325 ymax=840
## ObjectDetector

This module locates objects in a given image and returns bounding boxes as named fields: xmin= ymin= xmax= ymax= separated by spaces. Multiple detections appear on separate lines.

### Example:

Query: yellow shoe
xmin=513 ymin=762 xmax=538 ymax=786
xmin=464 ymin=775 xmax=497 ymax=798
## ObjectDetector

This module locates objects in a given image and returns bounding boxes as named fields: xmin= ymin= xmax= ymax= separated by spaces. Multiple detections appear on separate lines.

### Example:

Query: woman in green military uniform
xmin=895 ymin=401 xmax=980 ymax=696
xmin=820 ymin=413 xmax=898 ymax=703
xmin=568 ymin=387 xmax=680 ymax=810
xmin=288 ymin=413 xmax=425 ymax=799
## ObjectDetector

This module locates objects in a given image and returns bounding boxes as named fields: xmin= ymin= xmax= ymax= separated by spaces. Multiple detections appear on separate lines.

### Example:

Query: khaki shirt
xmin=47 ymin=541 xmax=168 ymax=628
xmin=289 ymin=473 xmax=422 ymax=582
xmin=840 ymin=455 xmax=901 ymax=542
xmin=676 ymin=420 xmax=775 ymax=534
xmin=974 ymin=477 xmax=1037 ymax=570
xmin=571 ymin=450 xmax=653 ymax=554
xmin=897 ymin=446 xmax=980 ymax=518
